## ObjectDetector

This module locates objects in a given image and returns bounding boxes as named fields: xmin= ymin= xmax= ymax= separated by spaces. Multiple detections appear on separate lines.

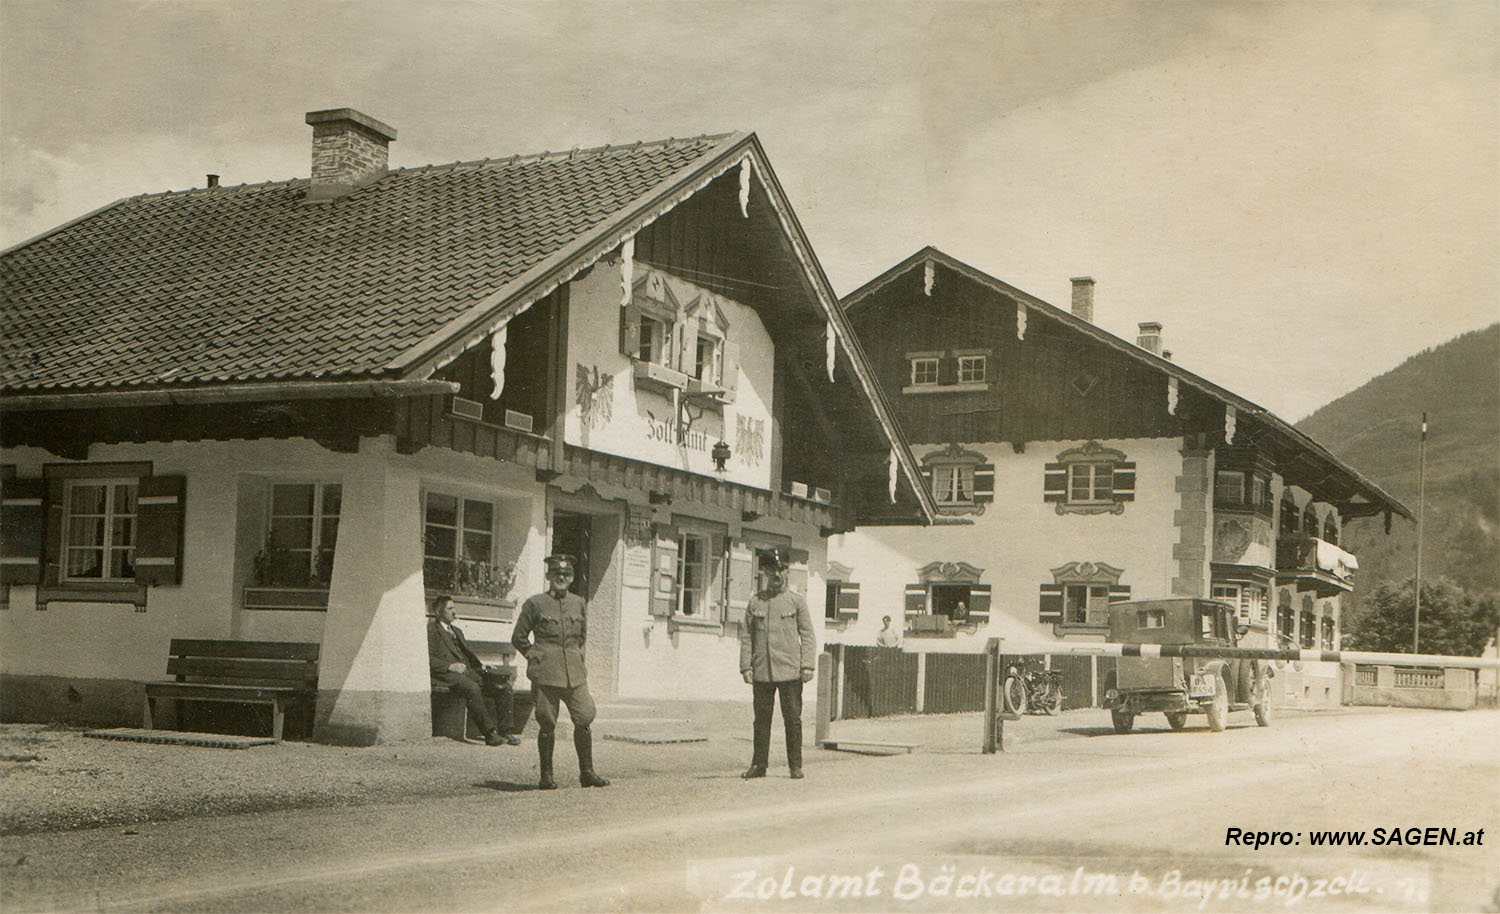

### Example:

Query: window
xmin=1280 ymin=493 xmax=1299 ymax=537
xmin=824 ymin=581 xmax=841 ymax=621
xmin=1138 ymin=609 xmax=1166 ymax=629
xmin=1215 ymin=471 xmax=1245 ymax=505
xmin=823 ymin=563 xmax=860 ymax=622
xmin=957 ymin=355 xmax=986 ymax=384
xmin=1300 ymin=611 xmax=1317 ymax=649
xmin=1044 ymin=442 xmax=1134 ymax=515
xmin=1323 ymin=514 xmax=1338 ymax=545
xmin=1064 ymin=583 xmax=1109 ymax=624
xmin=638 ymin=315 xmax=665 ymax=363
xmin=1069 ymin=463 xmax=1114 ymax=504
xmin=1039 ymin=561 xmax=1128 ymax=627
xmin=932 ymin=465 xmax=973 ymax=505
xmin=260 ymin=483 xmax=341 ymax=586
xmin=693 ymin=334 xmax=722 ymax=383
xmin=676 ymin=532 xmax=711 ymax=617
xmin=906 ymin=561 xmax=990 ymax=625
xmin=921 ymin=445 xmax=993 ymax=514
xmin=1321 ymin=616 xmax=1336 ymax=650
xmin=63 ymin=479 xmax=137 ymax=582
xmin=909 ymin=357 xmax=939 ymax=386
xmin=1276 ymin=590 xmax=1295 ymax=644
xmin=1250 ymin=476 xmax=1267 ymax=508
xmin=1200 ymin=605 xmax=1230 ymax=641
xmin=1212 ymin=582 xmax=1266 ymax=624
xmin=1303 ymin=504 xmax=1319 ymax=537
xmin=423 ymin=493 xmax=495 ymax=593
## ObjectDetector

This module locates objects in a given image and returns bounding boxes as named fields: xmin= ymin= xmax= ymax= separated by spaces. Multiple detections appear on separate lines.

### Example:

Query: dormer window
xmin=620 ymin=268 xmax=737 ymax=404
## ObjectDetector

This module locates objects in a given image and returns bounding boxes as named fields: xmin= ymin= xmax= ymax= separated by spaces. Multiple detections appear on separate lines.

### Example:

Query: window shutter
xmin=0 ymin=477 xmax=46 ymax=585
xmin=725 ymin=540 xmax=754 ymax=625
xmin=787 ymin=548 xmax=810 ymax=596
xmin=904 ymin=585 xmax=927 ymax=615
xmin=1112 ymin=462 xmax=1136 ymax=502
xmin=972 ymin=464 xmax=995 ymax=503
xmin=650 ymin=532 xmax=678 ymax=618
xmin=1039 ymin=584 xmax=1063 ymax=621
xmin=42 ymin=477 xmax=65 ymax=586
xmin=134 ymin=475 xmax=186 ymax=586
xmin=619 ymin=310 xmax=640 ymax=358
xmin=1108 ymin=584 xmax=1131 ymax=603
xmin=1043 ymin=463 xmax=1067 ymax=504
xmin=969 ymin=584 xmax=991 ymax=621
xmin=719 ymin=341 xmax=740 ymax=403
xmin=837 ymin=582 xmax=861 ymax=611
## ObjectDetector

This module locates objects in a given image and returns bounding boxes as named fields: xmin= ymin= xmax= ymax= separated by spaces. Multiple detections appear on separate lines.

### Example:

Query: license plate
xmin=1189 ymin=673 xmax=1215 ymax=698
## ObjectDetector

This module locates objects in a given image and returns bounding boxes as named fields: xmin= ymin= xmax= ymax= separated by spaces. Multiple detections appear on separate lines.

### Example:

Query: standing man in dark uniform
xmin=429 ymin=594 xmax=518 ymax=747
xmin=511 ymin=554 xmax=609 ymax=790
xmin=739 ymin=548 xmax=816 ymax=779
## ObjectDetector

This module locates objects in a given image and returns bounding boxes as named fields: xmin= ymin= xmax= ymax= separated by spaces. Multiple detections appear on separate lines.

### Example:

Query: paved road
xmin=3 ymin=708 xmax=1496 ymax=913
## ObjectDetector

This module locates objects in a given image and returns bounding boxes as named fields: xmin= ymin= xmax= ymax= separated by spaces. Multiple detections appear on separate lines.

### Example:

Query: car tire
xmin=1253 ymin=676 xmax=1273 ymax=727
xmin=1003 ymin=676 xmax=1025 ymax=714
xmin=1165 ymin=711 xmax=1188 ymax=731
xmin=1111 ymin=709 xmax=1134 ymax=734
xmin=1206 ymin=673 xmax=1229 ymax=732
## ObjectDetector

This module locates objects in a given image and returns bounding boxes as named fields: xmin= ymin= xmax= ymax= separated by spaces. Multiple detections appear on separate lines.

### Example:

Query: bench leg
xmin=271 ymin=701 xmax=285 ymax=743
xmin=143 ymin=695 xmax=155 ymax=731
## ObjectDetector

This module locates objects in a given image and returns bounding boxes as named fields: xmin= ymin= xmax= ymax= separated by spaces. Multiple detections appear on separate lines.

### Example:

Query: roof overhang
xmin=0 ymin=378 xmax=458 ymax=411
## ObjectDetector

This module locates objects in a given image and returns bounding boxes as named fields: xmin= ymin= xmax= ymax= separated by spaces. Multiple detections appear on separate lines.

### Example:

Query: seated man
xmin=429 ymin=594 xmax=520 ymax=746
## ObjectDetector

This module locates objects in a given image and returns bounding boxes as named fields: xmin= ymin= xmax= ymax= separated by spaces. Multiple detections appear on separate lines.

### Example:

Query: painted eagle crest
xmin=575 ymin=364 xmax=613 ymax=429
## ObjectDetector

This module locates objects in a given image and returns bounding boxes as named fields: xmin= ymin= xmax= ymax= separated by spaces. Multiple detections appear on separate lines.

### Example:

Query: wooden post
xmin=982 ymin=637 xmax=1002 ymax=754
xmin=815 ymin=650 xmax=833 ymax=748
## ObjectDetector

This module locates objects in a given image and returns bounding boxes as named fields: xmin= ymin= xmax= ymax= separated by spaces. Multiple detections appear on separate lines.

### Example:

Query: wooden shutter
xmin=134 ymin=475 xmax=186 ymax=585
xmin=972 ymin=464 xmax=995 ymax=504
xmin=42 ymin=477 xmax=65 ymax=586
xmin=920 ymin=466 xmax=934 ymax=498
xmin=904 ymin=584 xmax=927 ymax=615
xmin=650 ymin=532 xmax=678 ymax=618
xmin=0 ymin=477 xmax=46 ymax=585
xmin=1108 ymin=583 xmax=1132 ymax=603
xmin=837 ymin=582 xmax=861 ymax=612
xmin=619 ymin=309 xmax=640 ymax=358
xmin=1043 ymin=463 xmax=1067 ymax=504
xmin=938 ymin=352 xmax=958 ymax=385
xmin=719 ymin=341 xmax=739 ymax=403
xmin=1039 ymin=583 xmax=1064 ymax=621
xmin=1112 ymin=462 xmax=1136 ymax=502
xmin=968 ymin=583 xmax=991 ymax=621
xmin=725 ymin=540 xmax=753 ymax=625
xmin=787 ymin=548 xmax=810 ymax=596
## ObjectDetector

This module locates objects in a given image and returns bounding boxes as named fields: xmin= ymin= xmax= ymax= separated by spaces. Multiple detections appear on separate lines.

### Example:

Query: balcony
xmin=1275 ymin=536 xmax=1358 ymax=597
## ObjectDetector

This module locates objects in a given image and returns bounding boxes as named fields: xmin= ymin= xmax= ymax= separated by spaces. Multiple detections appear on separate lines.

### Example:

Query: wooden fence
xmin=833 ymin=645 xmax=1116 ymax=720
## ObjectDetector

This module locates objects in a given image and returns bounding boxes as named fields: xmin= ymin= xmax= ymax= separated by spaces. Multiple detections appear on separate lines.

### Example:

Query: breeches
xmin=532 ymin=682 xmax=596 ymax=736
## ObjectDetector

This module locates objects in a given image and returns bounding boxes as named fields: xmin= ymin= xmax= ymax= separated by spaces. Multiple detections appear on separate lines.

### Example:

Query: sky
xmin=2 ymin=0 xmax=1495 ymax=421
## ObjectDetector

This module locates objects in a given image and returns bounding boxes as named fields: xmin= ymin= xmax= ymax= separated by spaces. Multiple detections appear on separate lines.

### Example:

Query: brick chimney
xmin=1137 ymin=321 xmax=1163 ymax=356
xmin=304 ymin=108 xmax=397 ymax=201
xmin=1070 ymin=277 xmax=1095 ymax=323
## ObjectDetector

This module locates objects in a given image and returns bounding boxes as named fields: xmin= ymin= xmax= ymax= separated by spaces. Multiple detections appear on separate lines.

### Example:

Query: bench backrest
xmin=167 ymin=639 xmax=319 ymax=686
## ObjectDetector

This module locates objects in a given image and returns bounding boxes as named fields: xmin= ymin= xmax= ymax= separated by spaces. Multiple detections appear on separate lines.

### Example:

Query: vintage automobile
xmin=1102 ymin=598 xmax=1272 ymax=733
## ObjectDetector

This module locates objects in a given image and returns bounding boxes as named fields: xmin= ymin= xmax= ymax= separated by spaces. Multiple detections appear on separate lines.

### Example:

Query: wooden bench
xmin=432 ymin=642 xmax=521 ymax=740
xmin=144 ymin=639 xmax=319 ymax=743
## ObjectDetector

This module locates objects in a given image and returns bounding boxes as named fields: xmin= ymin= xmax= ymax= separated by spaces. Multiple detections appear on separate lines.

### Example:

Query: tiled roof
xmin=1 ymin=135 xmax=731 ymax=392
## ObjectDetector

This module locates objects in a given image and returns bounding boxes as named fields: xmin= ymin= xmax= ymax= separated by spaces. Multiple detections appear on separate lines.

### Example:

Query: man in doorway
xmin=739 ymin=548 xmax=816 ymax=780
xmin=429 ymin=594 xmax=518 ymax=747
xmin=512 ymin=554 xmax=609 ymax=789
xmin=876 ymin=615 xmax=902 ymax=647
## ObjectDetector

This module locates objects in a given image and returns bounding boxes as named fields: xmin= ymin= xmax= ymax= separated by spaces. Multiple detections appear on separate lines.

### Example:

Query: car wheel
xmin=1206 ymin=673 xmax=1229 ymax=732
xmin=1165 ymin=711 xmax=1188 ymax=730
xmin=1253 ymin=676 xmax=1273 ymax=727
xmin=1003 ymin=676 xmax=1025 ymax=714
xmin=1111 ymin=709 xmax=1135 ymax=733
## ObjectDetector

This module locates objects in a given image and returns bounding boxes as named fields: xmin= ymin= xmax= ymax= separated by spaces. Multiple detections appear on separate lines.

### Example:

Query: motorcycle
xmin=1003 ymin=664 xmax=1065 ymax=715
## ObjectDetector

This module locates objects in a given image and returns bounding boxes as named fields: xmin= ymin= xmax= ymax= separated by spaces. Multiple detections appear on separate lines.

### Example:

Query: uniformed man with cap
xmin=511 ymin=554 xmax=609 ymax=789
xmin=738 ymin=548 xmax=816 ymax=779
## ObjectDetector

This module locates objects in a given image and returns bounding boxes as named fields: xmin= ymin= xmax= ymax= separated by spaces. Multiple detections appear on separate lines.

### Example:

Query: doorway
xmin=550 ymin=511 xmax=591 ymax=599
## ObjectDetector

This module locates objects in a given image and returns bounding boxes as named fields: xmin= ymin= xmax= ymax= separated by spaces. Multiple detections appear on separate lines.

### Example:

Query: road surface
xmin=3 ymin=707 xmax=1496 ymax=913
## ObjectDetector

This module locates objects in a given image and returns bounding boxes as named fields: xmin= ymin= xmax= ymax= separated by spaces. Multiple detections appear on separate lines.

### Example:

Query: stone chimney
xmin=1070 ymin=277 xmax=1095 ymax=322
xmin=1137 ymin=321 xmax=1164 ymax=356
xmin=304 ymin=108 xmax=397 ymax=201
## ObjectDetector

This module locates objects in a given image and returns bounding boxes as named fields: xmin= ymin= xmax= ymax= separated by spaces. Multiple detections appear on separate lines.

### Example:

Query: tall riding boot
xmin=537 ymin=732 xmax=557 ymax=790
xmin=575 ymin=726 xmax=610 ymax=787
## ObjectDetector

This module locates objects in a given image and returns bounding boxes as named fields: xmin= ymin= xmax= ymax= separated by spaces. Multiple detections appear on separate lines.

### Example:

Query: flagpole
xmin=1413 ymin=412 xmax=1427 ymax=654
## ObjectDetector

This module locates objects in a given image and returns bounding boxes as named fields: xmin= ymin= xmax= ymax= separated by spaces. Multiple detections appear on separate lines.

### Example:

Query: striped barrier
xmin=1000 ymin=643 xmax=1500 ymax=669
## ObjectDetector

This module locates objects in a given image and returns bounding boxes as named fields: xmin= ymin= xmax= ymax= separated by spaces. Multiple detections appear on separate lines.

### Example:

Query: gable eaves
xmin=0 ymin=195 xmax=136 ymax=258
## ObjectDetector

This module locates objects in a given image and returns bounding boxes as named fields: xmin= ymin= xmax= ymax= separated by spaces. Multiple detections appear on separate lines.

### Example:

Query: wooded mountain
xmin=1296 ymin=323 xmax=1499 ymax=617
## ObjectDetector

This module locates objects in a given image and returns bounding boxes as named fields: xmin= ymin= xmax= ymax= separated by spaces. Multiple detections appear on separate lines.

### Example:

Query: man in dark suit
xmin=429 ymin=594 xmax=519 ymax=747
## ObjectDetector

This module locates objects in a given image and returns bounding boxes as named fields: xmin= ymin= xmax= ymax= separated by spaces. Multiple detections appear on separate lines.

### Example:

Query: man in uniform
xmin=428 ymin=594 xmax=518 ymax=746
xmin=511 ymin=554 xmax=609 ymax=789
xmin=739 ymin=548 xmax=816 ymax=779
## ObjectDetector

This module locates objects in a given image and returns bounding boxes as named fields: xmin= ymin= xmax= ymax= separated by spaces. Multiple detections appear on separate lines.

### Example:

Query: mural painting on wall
xmin=736 ymin=414 xmax=765 ymax=466
xmin=575 ymin=363 xmax=614 ymax=430
xmin=1213 ymin=516 xmax=1270 ymax=564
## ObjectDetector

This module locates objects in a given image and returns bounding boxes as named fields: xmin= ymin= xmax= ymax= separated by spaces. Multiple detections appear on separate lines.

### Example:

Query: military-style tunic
xmin=512 ymin=589 xmax=588 ymax=688
xmin=739 ymin=588 xmax=816 ymax=682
